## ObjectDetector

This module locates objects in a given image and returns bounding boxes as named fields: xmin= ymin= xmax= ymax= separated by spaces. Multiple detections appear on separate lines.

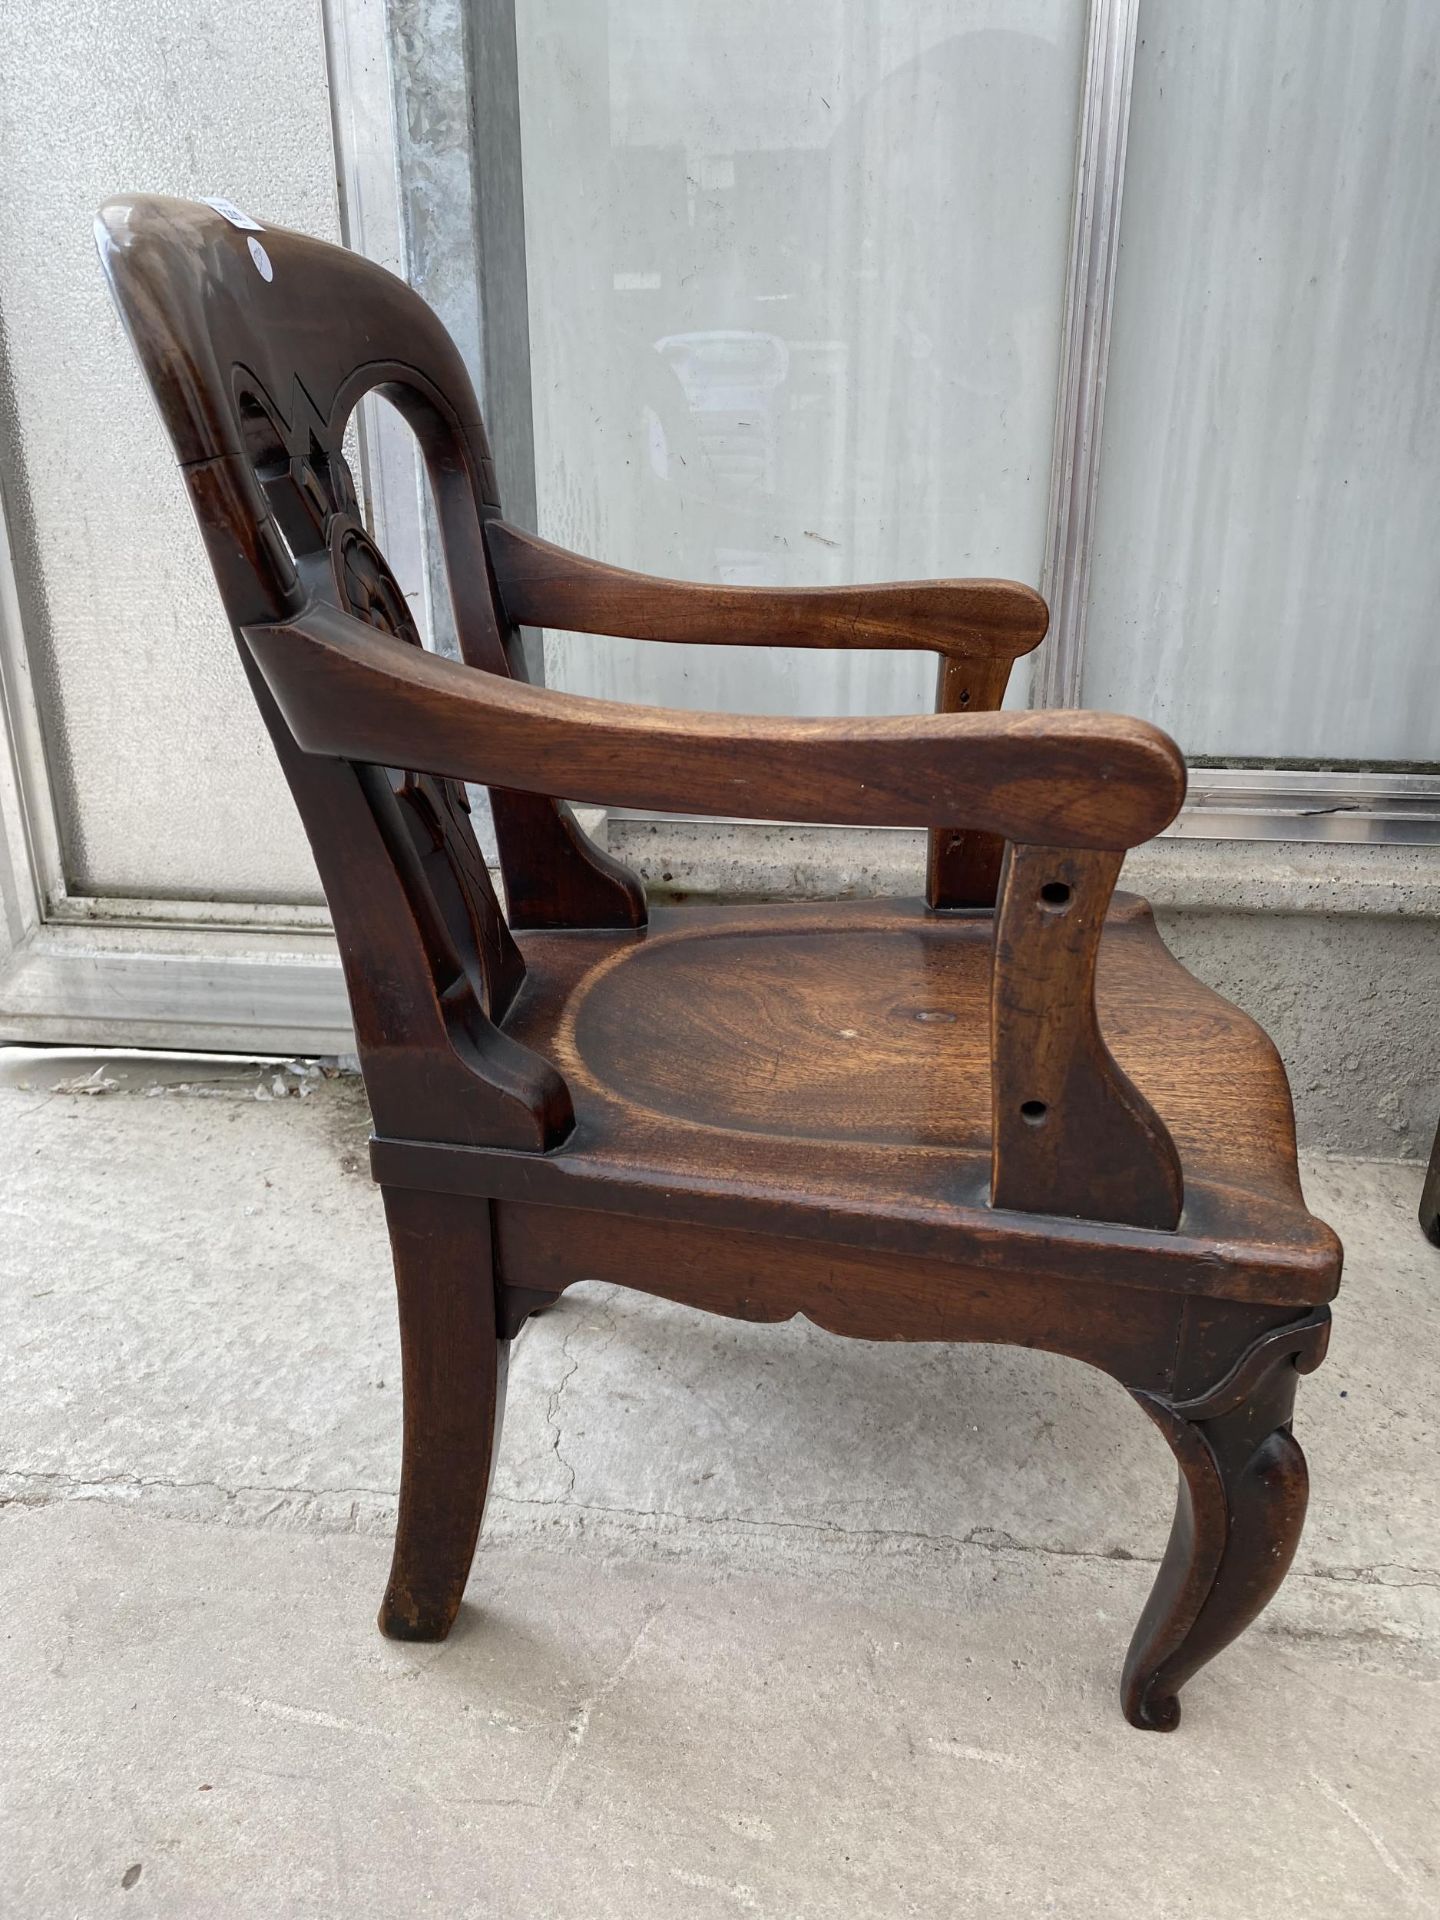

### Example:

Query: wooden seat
xmin=504 ymin=896 xmax=1331 ymax=1282
xmin=97 ymin=193 xmax=1342 ymax=1735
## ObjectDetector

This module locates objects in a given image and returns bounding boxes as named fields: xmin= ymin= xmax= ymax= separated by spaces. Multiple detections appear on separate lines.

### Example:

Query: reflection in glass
xmin=517 ymin=2 xmax=1085 ymax=715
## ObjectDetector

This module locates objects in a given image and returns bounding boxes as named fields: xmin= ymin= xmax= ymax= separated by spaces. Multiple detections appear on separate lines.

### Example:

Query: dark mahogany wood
xmin=380 ymin=1185 xmax=502 ymax=1640
xmin=97 ymin=195 xmax=1343 ymax=1729
xmin=1123 ymin=1307 xmax=1330 ymax=1729
xmin=991 ymin=847 xmax=1183 ymax=1231
xmin=1420 ymin=1116 xmax=1440 ymax=1245
xmin=484 ymin=518 xmax=1048 ymax=912
xmin=245 ymin=602 xmax=1185 ymax=846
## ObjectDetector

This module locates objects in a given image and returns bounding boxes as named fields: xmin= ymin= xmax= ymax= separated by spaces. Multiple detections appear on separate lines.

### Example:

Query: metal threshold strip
xmin=610 ymin=767 xmax=1440 ymax=849
xmin=1168 ymin=771 xmax=1440 ymax=844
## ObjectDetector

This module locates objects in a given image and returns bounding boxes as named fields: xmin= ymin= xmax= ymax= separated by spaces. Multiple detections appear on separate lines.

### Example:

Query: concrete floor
xmin=1 ymin=1061 xmax=1437 ymax=1918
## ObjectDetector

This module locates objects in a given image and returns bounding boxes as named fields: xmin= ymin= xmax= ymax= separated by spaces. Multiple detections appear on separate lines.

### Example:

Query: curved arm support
xmin=991 ymin=845 xmax=1184 ymax=1231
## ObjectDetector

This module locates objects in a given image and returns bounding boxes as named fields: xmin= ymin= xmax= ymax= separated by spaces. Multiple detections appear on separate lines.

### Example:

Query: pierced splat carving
xmin=237 ymin=376 xmax=524 ymax=1021
xmin=334 ymin=519 xmax=414 ymax=641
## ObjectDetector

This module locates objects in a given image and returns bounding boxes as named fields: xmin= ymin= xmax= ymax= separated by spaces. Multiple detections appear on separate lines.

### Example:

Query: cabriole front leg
xmin=1122 ymin=1307 xmax=1331 ymax=1731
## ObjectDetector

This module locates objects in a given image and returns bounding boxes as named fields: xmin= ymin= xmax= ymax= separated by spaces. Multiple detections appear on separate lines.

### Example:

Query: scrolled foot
xmin=1131 ymin=1690 xmax=1181 ymax=1733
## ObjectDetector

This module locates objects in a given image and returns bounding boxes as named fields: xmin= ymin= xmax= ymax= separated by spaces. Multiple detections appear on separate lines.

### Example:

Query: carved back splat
xmin=235 ymin=378 xmax=526 ymax=1023
xmin=94 ymin=194 xmax=618 ymax=1143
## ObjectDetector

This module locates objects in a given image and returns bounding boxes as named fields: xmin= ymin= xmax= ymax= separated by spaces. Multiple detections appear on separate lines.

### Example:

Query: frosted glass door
xmin=515 ymin=1 xmax=1088 ymax=717
xmin=1083 ymin=0 xmax=1440 ymax=766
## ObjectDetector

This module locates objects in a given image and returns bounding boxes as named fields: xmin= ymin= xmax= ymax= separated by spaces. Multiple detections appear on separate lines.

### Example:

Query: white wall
xmin=0 ymin=0 xmax=339 ymax=901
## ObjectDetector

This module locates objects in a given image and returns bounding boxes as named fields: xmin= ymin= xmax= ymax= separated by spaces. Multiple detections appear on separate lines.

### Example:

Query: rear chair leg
xmin=1420 ymin=1115 xmax=1440 ymax=1246
xmin=378 ymin=1185 xmax=504 ymax=1641
xmin=1122 ymin=1308 xmax=1331 ymax=1730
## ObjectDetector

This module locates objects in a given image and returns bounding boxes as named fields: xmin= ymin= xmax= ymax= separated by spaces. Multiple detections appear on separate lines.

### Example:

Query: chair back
xmin=98 ymin=197 xmax=1183 ymax=1226
xmin=96 ymin=194 xmax=626 ymax=1144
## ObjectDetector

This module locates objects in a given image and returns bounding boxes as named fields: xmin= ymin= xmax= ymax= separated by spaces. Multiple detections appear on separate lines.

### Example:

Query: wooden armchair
xmin=97 ymin=196 xmax=1342 ymax=1732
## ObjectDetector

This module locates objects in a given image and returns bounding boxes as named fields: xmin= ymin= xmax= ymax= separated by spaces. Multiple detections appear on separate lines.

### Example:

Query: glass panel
xmin=0 ymin=0 xmax=338 ymax=900
xmin=516 ymin=0 xmax=1087 ymax=716
xmin=1084 ymin=0 xmax=1440 ymax=766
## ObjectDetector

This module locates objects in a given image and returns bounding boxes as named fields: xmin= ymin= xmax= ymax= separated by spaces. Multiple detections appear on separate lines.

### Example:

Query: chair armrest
xmin=244 ymin=601 xmax=1185 ymax=852
xmin=249 ymin=599 xmax=1187 ymax=1230
xmin=484 ymin=520 xmax=1048 ymax=664
xmin=487 ymin=516 xmax=1050 ymax=909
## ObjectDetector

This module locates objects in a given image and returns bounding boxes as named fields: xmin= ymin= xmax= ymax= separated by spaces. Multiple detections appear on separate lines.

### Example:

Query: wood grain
xmin=485 ymin=517 xmax=1044 ymax=911
xmin=375 ymin=896 xmax=1338 ymax=1306
xmin=98 ymin=192 xmax=1343 ymax=1732
xmin=927 ymin=655 xmax=1015 ymax=909
xmin=991 ymin=845 xmax=1183 ymax=1230
xmin=485 ymin=517 xmax=1049 ymax=660
xmin=244 ymin=600 xmax=1188 ymax=851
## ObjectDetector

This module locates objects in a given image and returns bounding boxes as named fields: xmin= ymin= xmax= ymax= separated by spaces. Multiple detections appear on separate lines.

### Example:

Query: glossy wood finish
xmin=378 ymin=898 xmax=1331 ymax=1302
xmin=1123 ymin=1308 xmax=1330 ymax=1729
xmin=380 ymin=1186 xmax=503 ymax=1641
xmin=1420 ymin=1117 xmax=1440 ymax=1245
xmin=992 ymin=847 xmax=1182 ymax=1231
xmin=486 ymin=517 xmax=1049 ymax=660
xmin=244 ymin=602 xmax=1185 ymax=848
xmin=98 ymin=195 xmax=1343 ymax=1731
xmin=486 ymin=519 xmax=1048 ymax=912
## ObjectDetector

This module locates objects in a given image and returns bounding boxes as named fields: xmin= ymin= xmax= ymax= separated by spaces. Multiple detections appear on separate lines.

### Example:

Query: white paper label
xmin=203 ymin=196 xmax=264 ymax=233
xmin=247 ymin=237 xmax=275 ymax=283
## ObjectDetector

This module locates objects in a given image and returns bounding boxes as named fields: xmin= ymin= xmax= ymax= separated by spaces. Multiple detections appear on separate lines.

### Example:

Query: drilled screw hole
xmin=1020 ymin=1099 xmax=1048 ymax=1126
xmin=958 ymin=688 xmax=972 ymax=707
xmin=1039 ymin=880 xmax=1072 ymax=909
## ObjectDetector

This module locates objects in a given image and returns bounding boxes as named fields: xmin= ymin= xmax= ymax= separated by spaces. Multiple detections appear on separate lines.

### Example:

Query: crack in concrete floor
xmin=4 ymin=1464 xmax=1437 ymax=1597
xmin=3 ymin=1083 xmax=1437 ymax=1916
